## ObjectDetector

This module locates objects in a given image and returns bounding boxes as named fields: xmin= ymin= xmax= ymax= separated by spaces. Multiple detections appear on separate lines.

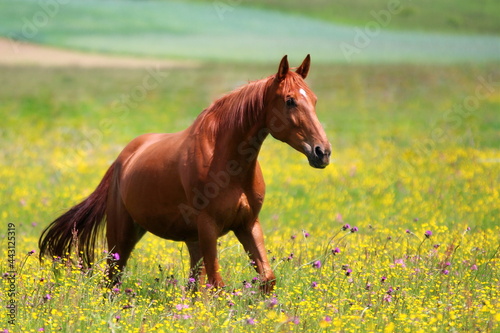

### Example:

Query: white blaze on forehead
xmin=299 ymin=88 xmax=307 ymax=98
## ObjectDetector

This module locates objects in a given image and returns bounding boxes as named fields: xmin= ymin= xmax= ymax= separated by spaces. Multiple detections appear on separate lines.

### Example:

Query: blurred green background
xmin=1 ymin=0 xmax=500 ymax=63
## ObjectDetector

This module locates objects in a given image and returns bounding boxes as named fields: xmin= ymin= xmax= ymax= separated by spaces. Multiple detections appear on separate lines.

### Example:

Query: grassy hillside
xmin=229 ymin=0 xmax=500 ymax=35
xmin=1 ymin=0 xmax=499 ymax=64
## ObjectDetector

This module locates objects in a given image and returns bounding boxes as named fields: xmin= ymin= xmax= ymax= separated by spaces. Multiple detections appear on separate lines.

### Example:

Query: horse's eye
xmin=286 ymin=97 xmax=297 ymax=108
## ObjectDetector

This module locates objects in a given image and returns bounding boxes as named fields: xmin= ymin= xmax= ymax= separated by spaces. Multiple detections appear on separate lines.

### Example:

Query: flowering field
xmin=1 ymin=63 xmax=499 ymax=332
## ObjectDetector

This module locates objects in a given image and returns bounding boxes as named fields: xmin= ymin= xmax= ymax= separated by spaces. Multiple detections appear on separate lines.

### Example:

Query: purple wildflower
xmin=442 ymin=269 xmax=449 ymax=275
xmin=393 ymin=259 xmax=406 ymax=268
xmin=312 ymin=260 xmax=322 ymax=269
xmin=175 ymin=304 xmax=189 ymax=310
xmin=424 ymin=230 xmax=432 ymax=238
xmin=324 ymin=316 xmax=332 ymax=322
xmin=471 ymin=264 xmax=478 ymax=270
xmin=311 ymin=281 xmax=318 ymax=288
xmin=246 ymin=318 xmax=256 ymax=325
xmin=342 ymin=224 xmax=351 ymax=231
xmin=43 ymin=294 xmax=51 ymax=301
xmin=345 ymin=268 xmax=352 ymax=276
xmin=167 ymin=277 xmax=178 ymax=285
xmin=350 ymin=226 xmax=358 ymax=233
xmin=381 ymin=276 xmax=387 ymax=283
xmin=112 ymin=252 xmax=120 ymax=261
xmin=303 ymin=230 xmax=310 ymax=238
xmin=267 ymin=297 xmax=278 ymax=308
xmin=332 ymin=247 xmax=341 ymax=255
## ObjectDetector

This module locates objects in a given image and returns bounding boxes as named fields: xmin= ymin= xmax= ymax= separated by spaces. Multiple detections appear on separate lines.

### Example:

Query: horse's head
xmin=265 ymin=55 xmax=331 ymax=168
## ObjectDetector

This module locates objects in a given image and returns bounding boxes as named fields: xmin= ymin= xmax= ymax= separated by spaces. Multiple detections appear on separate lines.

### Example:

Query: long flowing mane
xmin=193 ymin=75 xmax=275 ymax=136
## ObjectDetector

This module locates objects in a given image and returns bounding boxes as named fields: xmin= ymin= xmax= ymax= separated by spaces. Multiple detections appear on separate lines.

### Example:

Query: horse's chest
xmin=235 ymin=192 xmax=252 ymax=220
xmin=219 ymin=191 xmax=261 ymax=229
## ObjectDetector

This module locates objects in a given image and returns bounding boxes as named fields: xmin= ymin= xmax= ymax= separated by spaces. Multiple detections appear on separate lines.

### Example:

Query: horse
xmin=39 ymin=55 xmax=331 ymax=293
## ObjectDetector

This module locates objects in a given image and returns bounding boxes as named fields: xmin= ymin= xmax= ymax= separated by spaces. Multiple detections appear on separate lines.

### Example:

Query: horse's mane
xmin=192 ymin=71 xmax=309 ymax=138
xmin=193 ymin=75 xmax=274 ymax=137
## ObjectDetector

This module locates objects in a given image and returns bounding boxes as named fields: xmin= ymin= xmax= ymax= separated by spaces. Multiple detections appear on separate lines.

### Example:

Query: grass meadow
xmin=1 ymin=0 xmax=500 ymax=332
xmin=1 ymin=62 xmax=499 ymax=332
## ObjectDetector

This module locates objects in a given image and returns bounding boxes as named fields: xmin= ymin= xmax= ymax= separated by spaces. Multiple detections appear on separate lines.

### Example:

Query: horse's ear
xmin=276 ymin=55 xmax=289 ymax=82
xmin=296 ymin=54 xmax=311 ymax=79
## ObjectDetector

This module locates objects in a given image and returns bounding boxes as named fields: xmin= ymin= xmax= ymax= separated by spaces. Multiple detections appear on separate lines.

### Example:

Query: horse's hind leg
xmin=106 ymin=195 xmax=146 ymax=284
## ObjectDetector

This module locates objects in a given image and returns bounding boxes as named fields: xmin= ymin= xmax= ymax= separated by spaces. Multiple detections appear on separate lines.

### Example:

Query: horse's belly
xmin=138 ymin=214 xmax=198 ymax=242
xmin=121 ymin=173 xmax=196 ymax=241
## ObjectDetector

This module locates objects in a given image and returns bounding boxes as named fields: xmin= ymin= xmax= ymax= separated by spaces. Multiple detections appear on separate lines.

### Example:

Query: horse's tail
xmin=39 ymin=162 xmax=116 ymax=267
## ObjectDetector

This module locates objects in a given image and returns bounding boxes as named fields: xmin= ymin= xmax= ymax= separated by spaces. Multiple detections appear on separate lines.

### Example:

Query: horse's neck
xmin=189 ymin=109 xmax=268 ymax=175
xmin=214 ymin=114 xmax=268 ymax=170
xmin=188 ymin=78 xmax=272 ymax=174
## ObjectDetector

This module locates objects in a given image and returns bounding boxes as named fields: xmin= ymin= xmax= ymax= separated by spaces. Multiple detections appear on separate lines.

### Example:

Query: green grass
xmin=1 ymin=0 xmax=500 ymax=64
xmin=0 ymin=62 xmax=499 ymax=331
xmin=234 ymin=0 xmax=500 ymax=35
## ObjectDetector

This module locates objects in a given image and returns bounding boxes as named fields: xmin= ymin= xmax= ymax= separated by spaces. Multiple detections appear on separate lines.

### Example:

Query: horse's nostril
xmin=315 ymin=146 xmax=324 ymax=158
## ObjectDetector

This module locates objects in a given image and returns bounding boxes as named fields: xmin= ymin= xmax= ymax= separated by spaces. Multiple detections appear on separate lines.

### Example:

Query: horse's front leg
xmin=185 ymin=240 xmax=206 ymax=289
xmin=234 ymin=219 xmax=276 ymax=293
xmin=197 ymin=213 xmax=225 ymax=289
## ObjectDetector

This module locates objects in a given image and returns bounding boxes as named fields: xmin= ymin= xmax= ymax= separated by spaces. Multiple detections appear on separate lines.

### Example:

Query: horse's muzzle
xmin=308 ymin=145 xmax=331 ymax=169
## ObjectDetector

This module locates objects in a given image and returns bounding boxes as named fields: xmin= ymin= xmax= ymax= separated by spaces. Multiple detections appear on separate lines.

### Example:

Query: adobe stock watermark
xmin=8 ymin=0 xmax=72 ymax=53
xmin=5 ymin=223 xmax=17 ymax=326
xmin=414 ymin=73 xmax=498 ymax=157
xmin=212 ymin=0 xmax=244 ymax=20
xmin=340 ymin=0 xmax=410 ymax=62
xmin=178 ymin=108 xmax=291 ymax=225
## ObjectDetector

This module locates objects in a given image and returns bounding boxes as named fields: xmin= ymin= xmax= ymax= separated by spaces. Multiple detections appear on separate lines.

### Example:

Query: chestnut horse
xmin=39 ymin=55 xmax=331 ymax=292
